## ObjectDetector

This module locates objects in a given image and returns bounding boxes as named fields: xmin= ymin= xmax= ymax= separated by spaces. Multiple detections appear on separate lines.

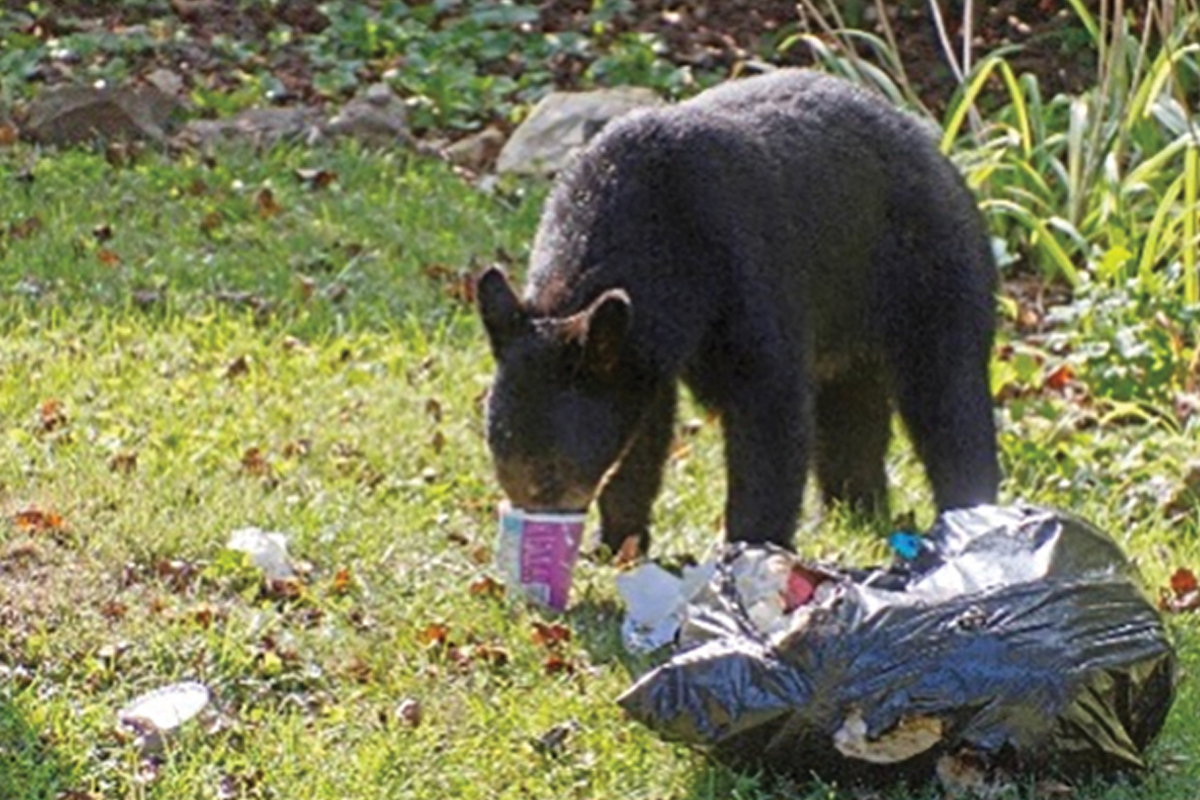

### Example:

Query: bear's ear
xmin=477 ymin=267 xmax=527 ymax=356
xmin=582 ymin=289 xmax=631 ymax=377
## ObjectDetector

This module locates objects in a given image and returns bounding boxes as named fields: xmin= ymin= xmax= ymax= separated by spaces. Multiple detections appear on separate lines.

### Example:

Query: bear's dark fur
xmin=478 ymin=69 xmax=1000 ymax=551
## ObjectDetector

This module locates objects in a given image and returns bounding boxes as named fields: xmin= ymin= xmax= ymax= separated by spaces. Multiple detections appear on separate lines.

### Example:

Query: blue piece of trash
xmin=888 ymin=531 xmax=925 ymax=561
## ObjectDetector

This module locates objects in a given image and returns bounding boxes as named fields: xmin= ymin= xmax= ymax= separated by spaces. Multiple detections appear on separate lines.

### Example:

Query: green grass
xmin=1 ymin=138 xmax=1199 ymax=800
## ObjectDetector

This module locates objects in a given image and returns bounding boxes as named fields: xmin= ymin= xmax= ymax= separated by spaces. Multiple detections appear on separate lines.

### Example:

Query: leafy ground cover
xmin=1 ymin=1 xmax=1200 ymax=798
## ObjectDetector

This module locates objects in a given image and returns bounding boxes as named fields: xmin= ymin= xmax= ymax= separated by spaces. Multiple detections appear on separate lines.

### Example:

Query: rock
xmin=443 ymin=126 xmax=506 ymax=172
xmin=324 ymin=82 xmax=411 ymax=148
xmin=172 ymin=107 xmax=324 ymax=151
xmin=495 ymin=86 xmax=663 ymax=176
xmin=24 ymin=80 xmax=184 ymax=146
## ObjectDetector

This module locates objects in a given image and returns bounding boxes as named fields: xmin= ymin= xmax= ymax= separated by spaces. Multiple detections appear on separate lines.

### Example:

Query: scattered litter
xmin=118 ymin=681 xmax=210 ymax=752
xmin=227 ymin=527 xmax=294 ymax=579
xmin=618 ymin=505 xmax=1176 ymax=783
xmin=495 ymin=504 xmax=585 ymax=612
xmin=616 ymin=559 xmax=715 ymax=652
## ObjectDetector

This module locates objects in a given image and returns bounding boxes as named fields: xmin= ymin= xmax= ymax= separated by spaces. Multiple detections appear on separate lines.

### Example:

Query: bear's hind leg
xmin=814 ymin=367 xmax=892 ymax=515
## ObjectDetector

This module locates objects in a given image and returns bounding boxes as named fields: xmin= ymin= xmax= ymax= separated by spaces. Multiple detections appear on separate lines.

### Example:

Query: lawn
xmin=1 ymin=139 xmax=1198 ymax=799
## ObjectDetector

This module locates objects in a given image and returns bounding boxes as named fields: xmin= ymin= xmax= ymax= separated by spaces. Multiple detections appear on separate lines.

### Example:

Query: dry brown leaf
xmin=108 ymin=450 xmax=138 ymax=474
xmin=200 ymin=210 xmax=223 ymax=235
xmin=468 ymin=574 xmax=504 ymax=599
xmin=255 ymin=187 xmax=283 ymax=218
xmin=295 ymin=167 xmax=337 ymax=189
xmin=417 ymin=622 xmax=450 ymax=648
xmin=331 ymin=566 xmax=354 ymax=596
xmin=531 ymin=621 xmax=571 ymax=648
xmin=39 ymin=398 xmax=68 ymax=432
xmin=9 ymin=216 xmax=42 ymax=240
xmin=240 ymin=446 xmax=271 ymax=477
xmin=12 ymin=507 xmax=66 ymax=533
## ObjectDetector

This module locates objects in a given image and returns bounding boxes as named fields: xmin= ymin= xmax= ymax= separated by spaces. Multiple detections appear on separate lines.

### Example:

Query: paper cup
xmin=495 ymin=503 xmax=586 ymax=612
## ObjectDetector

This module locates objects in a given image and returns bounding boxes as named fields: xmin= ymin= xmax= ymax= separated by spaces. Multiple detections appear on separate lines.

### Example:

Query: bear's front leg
xmin=721 ymin=376 xmax=811 ymax=549
xmin=597 ymin=383 xmax=677 ymax=557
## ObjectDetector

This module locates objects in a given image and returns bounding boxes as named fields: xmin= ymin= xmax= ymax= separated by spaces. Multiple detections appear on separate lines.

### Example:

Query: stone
xmin=172 ymin=107 xmax=324 ymax=151
xmin=24 ymin=80 xmax=184 ymax=146
xmin=495 ymin=86 xmax=663 ymax=176
xmin=324 ymin=82 xmax=411 ymax=148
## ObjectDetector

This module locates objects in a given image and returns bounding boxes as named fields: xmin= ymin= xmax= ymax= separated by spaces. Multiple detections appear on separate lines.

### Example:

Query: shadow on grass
xmin=0 ymin=697 xmax=80 ymax=799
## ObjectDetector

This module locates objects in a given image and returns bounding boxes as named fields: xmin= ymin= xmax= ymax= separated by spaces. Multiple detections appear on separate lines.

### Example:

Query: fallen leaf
xmin=12 ymin=507 xmax=66 ymax=533
xmin=344 ymin=656 xmax=373 ymax=683
xmin=395 ymin=697 xmax=422 ymax=728
xmin=240 ymin=447 xmax=271 ymax=477
xmin=193 ymin=603 xmax=218 ymax=629
xmin=108 ymin=450 xmax=138 ymax=474
xmin=473 ymin=643 xmax=510 ymax=667
xmin=1044 ymin=363 xmax=1075 ymax=391
xmin=9 ymin=215 xmax=42 ymax=239
xmin=200 ymin=209 xmax=223 ymax=235
xmin=531 ymin=719 xmax=580 ymax=755
xmin=417 ymin=622 xmax=450 ymax=648
xmin=39 ymin=398 xmax=68 ymax=432
xmin=255 ymin=186 xmax=283 ymax=218
xmin=424 ymin=397 xmax=443 ymax=422
xmin=468 ymin=575 xmax=504 ymax=599
xmin=282 ymin=438 xmax=312 ymax=458
xmin=100 ymin=599 xmax=128 ymax=621
xmin=543 ymin=653 xmax=576 ymax=675
xmin=295 ymin=167 xmax=337 ymax=189
xmin=331 ymin=567 xmax=354 ymax=596
xmin=97 ymin=248 xmax=122 ymax=266
xmin=224 ymin=355 xmax=250 ymax=379
xmin=264 ymin=576 xmax=304 ymax=601
xmin=296 ymin=273 xmax=317 ymax=301
xmin=430 ymin=430 xmax=446 ymax=454
xmin=531 ymin=621 xmax=572 ymax=648
xmin=1170 ymin=567 xmax=1198 ymax=596
xmin=0 ymin=121 xmax=18 ymax=146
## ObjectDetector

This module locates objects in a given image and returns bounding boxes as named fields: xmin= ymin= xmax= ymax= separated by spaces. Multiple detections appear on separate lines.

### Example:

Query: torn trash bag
xmin=617 ymin=505 xmax=1175 ymax=782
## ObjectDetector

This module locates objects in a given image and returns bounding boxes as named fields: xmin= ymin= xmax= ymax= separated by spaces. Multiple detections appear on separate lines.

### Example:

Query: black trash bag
xmin=617 ymin=505 xmax=1176 ymax=783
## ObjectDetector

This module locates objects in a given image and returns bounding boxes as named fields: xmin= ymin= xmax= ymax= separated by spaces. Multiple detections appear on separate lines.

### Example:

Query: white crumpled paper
xmin=227 ymin=527 xmax=294 ymax=579
xmin=616 ymin=560 xmax=717 ymax=652
xmin=119 ymin=681 xmax=210 ymax=732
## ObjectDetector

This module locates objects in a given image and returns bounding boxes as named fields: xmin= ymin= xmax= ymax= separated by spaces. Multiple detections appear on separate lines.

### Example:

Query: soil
xmin=2 ymin=0 xmax=1098 ymax=122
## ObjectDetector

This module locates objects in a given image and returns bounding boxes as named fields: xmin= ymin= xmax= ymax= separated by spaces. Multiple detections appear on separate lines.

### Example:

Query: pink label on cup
xmin=496 ymin=505 xmax=584 ymax=611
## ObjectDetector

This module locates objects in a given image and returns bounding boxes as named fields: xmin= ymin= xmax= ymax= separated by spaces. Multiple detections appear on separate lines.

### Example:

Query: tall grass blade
xmin=1064 ymin=0 xmax=1101 ymax=45
xmin=982 ymin=199 xmax=1081 ymax=286
xmin=1185 ymin=144 xmax=1198 ymax=304
xmin=940 ymin=56 xmax=1003 ymax=153
xmin=1137 ymin=171 xmax=1186 ymax=282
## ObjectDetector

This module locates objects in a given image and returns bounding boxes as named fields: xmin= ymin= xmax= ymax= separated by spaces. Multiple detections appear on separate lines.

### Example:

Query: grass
xmin=1 ymin=138 xmax=1200 ymax=799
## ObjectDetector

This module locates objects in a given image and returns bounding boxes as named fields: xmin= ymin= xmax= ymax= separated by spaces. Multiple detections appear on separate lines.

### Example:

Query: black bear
xmin=478 ymin=69 xmax=1000 ymax=553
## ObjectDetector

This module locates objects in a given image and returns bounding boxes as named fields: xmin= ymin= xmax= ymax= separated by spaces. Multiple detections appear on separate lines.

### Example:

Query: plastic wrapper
xmin=617 ymin=505 xmax=1176 ymax=782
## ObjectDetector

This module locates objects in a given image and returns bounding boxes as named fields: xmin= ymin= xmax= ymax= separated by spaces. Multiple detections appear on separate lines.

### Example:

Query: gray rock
xmin=24 ymin=80 xmax=184 ymax=146
xmin=324 ymin=82 xmax=411 ymax=148
xmin=496 ymin=86 xmax=663 ymax=176
xmin=173 ymin=107 xmax=324 ymax=151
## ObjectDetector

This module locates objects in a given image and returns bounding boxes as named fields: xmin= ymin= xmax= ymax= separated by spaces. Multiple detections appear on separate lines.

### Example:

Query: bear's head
xmin=476 ymin=267 xmax=646 ymax=512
